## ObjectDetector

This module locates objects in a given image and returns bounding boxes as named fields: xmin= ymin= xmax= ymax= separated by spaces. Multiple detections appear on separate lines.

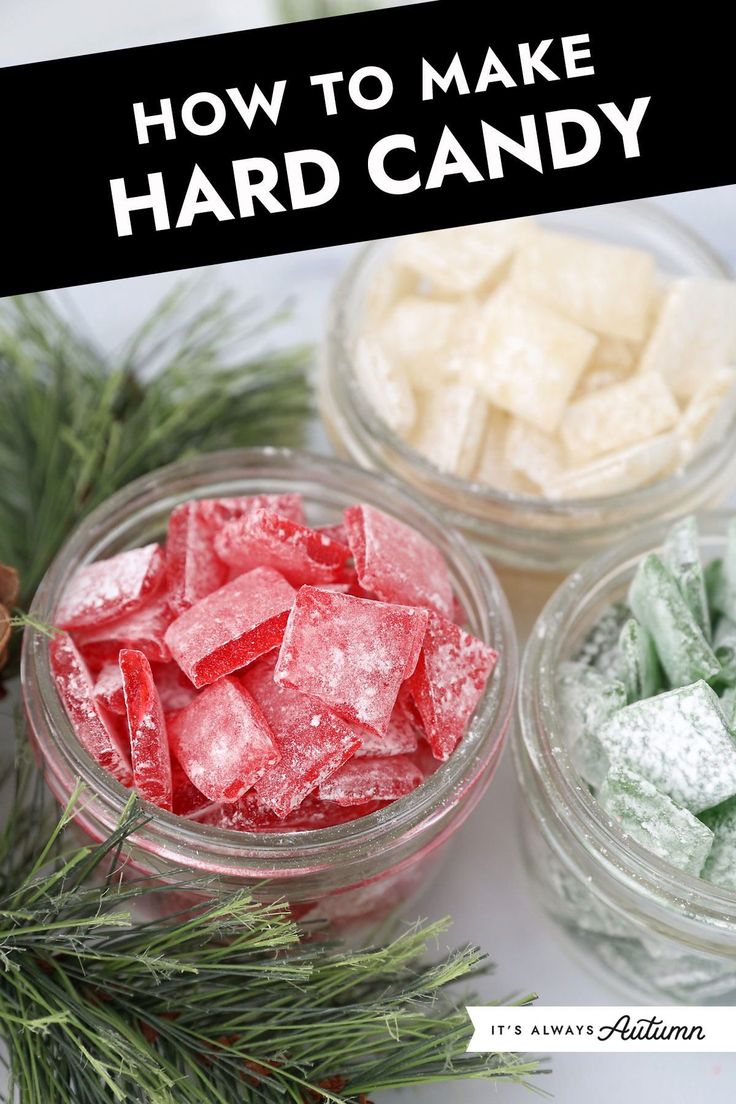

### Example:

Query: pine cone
xmin=0 ymin=563 xmax=19 ymax=671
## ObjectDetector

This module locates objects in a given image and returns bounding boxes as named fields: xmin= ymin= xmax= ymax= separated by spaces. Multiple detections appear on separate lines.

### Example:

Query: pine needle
xmin=0 ymin=287 xmax=312 ymax=610
xmin=0 ymin=743 xmax=543 ymax=1103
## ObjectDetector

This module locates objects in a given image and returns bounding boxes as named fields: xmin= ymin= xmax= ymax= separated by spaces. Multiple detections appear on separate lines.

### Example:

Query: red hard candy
xmin=56 ymin=543 xmax=166 ymax=630
xmin=120 ymin=648 xmax=173 ymax=811
xmin=275 ymin=586 xmax=428 ymax=737
xmin=214 ymin=510 xmax=351 ymax=587
xmin=319 ymin=755 xmax=424 ymax=806
xmin=407 ymin=612 xmax=498 ymax=761
xmin=74 ymin=589 xmax=174 ymax=664
xmin=93 ymin=663 xmax=126 ymax=716
xmin=168 ymin=677 xmax=280 ymax=802
xmin=164 ymin=566 xmax=296 ymax=688
xmin=50 ymin=633 xmax=133 ymax=786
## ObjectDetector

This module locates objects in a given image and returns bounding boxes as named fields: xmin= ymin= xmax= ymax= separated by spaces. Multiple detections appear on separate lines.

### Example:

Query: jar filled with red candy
xmin=22 ymin=449 xmax=516 ymax=937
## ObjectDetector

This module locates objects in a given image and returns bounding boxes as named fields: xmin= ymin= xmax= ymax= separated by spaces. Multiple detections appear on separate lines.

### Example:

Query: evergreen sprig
xmin=0 ymin=287 xmax=311 ymax=609
xmin=0 ymin=752 xmax=541 ymax=1103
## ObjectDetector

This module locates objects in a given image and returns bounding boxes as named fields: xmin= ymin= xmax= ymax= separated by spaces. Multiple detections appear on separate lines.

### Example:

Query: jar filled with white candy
xmin=515 ymin=512 xmax=736 ymax=1003
xmin=322 ymin=202 xmax=736 ymax=628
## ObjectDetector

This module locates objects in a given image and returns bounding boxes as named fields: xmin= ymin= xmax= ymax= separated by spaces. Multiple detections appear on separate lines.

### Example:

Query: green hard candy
xmin=712 ymin=616 xmax=736 ymax=689
xmin=701 ymin=797 xmax=736 ymax=891
xmin=573 ymin=602 xmax=629 ymax=681
xmin=662 ymin=516 xmax=710 ymax=640
xmin=618 ymin=618 xmax=662 ymax=702
xmin=720 ymin=685 xmax=736 ymax=728
xmin=556 ymin=660 xmax=627 ymax=787
xmin=599 ymin=765 xmax=713 ymax=876
xmin=596 ymin=680 xmax=736 ymax=814
xmin=628 ymin=553 xmax=720 ymax=687
xmin=712 ymin=518 xmax=736 ymax=622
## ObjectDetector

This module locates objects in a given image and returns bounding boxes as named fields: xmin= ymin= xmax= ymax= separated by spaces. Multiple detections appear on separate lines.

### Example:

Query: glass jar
xmin=516 ymin=511 xmax=736 ymax=1003
xmin=21 ymin=448 xmax=516 ymax=939
xmin=321 ymin=201 xmax=736 ymax=625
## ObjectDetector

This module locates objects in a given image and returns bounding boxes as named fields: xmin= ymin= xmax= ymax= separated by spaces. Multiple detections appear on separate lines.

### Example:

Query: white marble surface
xmin=3 ymin=4 xmax=736 ymax=1102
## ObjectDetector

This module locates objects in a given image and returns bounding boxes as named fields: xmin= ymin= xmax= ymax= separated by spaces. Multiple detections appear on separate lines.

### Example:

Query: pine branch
xmin=0 ymin=287 xmax=312 ymax=611
xmin=0 ymin=744 xmax=543 ymax=1103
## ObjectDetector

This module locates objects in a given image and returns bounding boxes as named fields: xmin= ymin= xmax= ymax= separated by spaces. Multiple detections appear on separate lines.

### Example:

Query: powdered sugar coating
xmin=242 ymin=653 xmax=361 ymax=817
xmin=275 ymin=586 xmax=429 ymax=737
xmin=165 ymin=566 xmax=296 ymax=688
xmin=152 ymin=662 xmax=198 ymax=712
xmin=56 ymin=543 xmax=166 ymax=630
xmin=168 ymin=677 xmax=279 ymax=802
xmin=407 ymin=611 xmax=497 ymax=761
xmin=319 ymin=754 xmax=424 ymax=806
xmin=93 ymin=663 xmax=126 ymax=716
xmin=353 ymin=694 xmax=420 ymax=757
xmin=50 ymin=633 xmax=132 ymax=786
xmin=344 ymin=504 xmax=453 ymax=619
xmin=74 ymin=589 xmax=175 ymax=664
xmin=120 ymin=648 xmax=173 ymax=811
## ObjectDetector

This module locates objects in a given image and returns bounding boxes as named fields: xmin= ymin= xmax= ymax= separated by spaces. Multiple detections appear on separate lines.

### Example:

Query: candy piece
xmin=344 ymin=504 xmax=453 ymax=619
xmin=241 ymin=653 xmax=361 ymax=817
xmin=701 ymin=797 xmax=736 ymax=890
xmin=56 ymin=543 xmax=165 ymax=630
xmin=472 ymin=408 xmax=536 ymax=493
xmin=74 ymin=589 xmax=175 ymax=664
xmin=504 ymin=418 xmax=565 ymax=489
xmin=711 ymin=518 xmax=736 ymax=622
xmin=511 ymin=228 xmax=655 ymax=341
xmin=165 ymin=501 xmax=228 ymax=615
xmin=353 ymin=335 xmax=416 ymax=436
xmin=165 ymin=567 xmax=296 ymax=689
xmin=354 ymin=695 xmax=420 ymax=757
xmin=595 ymin=680 xmax=736 ymax=814
xmin=598 ymin=766 xmax=713 ymax=876
xmin=379 ymin=296 xmax=464 ymax=389
xmin=411 ymin=384 xmax=487 ymax=478
xmin=152 ymin=662 xmax=198 ymax=712
xmin=719 ymin=686 xmax=736 ymax=729
xmin=678 ymin=367 xmax=736 ymax=464
xmin=573 ymin=602 xmax=630 ymax=680
xmin=50 ymin=634 xmax=132 ymax=786
xmin=556 ymin=661 xmax=626 ymax=787
xmin=93 ymin=663 xmax=126 ymax=715
xmin=560 ymin=373 xmax=679 ymax=466
xmin=542 ymin=433 xmax=679 ymax=501
xmin=170 ymin=754 xmax=212 ymax=817
xmin=275 ymin=587 xmax=429 ymax=737
xmin=662 ymin=516 xmax=710 ymax=640
xmin=628 ymin=553 xmax=720 ymax=687
xmin=168 ymin=677 xmax=279 ymax=802
xmin=214 ymin=510 xmax=351 ymax=587
xmin=638 ymin=277 xmax=736 ymax=399
xmin=468 ymin=287 xmax=596 ymax=434
xmin=394 ymin=219 xmax=533 ymax=296
xmin=574 ymin=337 xmax=638 ymax=396
xmin=194 ymin=790 xmax=385 ymax=832
xmin=315 ymin=522 xmax=350 ymax=548
xmin=362 ymin=259 xmax=417 ymax=325
xmin=319 ymin=755 xmax=424 ymax=806
xmin=407 ymin=611 xmax=497 ymax=762
xmin=119 ymin=648 xmax=172 ymax=811
xmin=618 ymin=619 xmax=662 ymax=703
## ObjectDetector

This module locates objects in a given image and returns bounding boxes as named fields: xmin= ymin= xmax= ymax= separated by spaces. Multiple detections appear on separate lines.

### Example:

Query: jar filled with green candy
xmin=516 ymin=511 xmax=736 ymax=1002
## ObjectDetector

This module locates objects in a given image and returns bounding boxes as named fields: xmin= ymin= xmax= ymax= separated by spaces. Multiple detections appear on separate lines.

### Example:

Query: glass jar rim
xmin=324 ymin=199 xmax=735 ymax=525
xmin=22 ymin=446 xmax=517 ymax=879
xmin=518 ymin=508 xmax=736 ymax=927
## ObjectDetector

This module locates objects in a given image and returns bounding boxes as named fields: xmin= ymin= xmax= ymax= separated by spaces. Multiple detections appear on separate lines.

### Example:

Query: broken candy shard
xmin=170 ymin=754 xmax=212 ymax=817
xmin=407 ymin=611 xmax=497 ymax=762
xmin=151 ymin=662 xmax=198 ymax=712
xmin=344 ymin=504 xmax=453 ymax=620
xmin=319 ymin=754 xmax=424 ymax=806
xmin=74 ymin=589 xmax=175 ymax=664
xmin=168 ymin=677 xmax=280 ymax=803
xmin=214 ymin=509 xmax=352 ymax=587
xmin=598 ymin=765 xmax=714 ymax=876
xmin=628 ymin=553 xmax=720 ymax=687
xmin=617 ymin=619 xmax=662 ymax=704
xmin=119 ymin=648 xmax=173 ymax=811
xmin=164 ymin=566 xmax=296 ymax=689
xmin=662 ymin=516 xmax=711 ymax=641
xmin=56 ymin=543 xmax=166 ymax=630
xmin=556 ymin=660 xmax=627 ymax=788
xmin=595 ymin=680 xmax=736 ymax=814
xmin=701 ymin=797 xmax=736 ymax=891
xmin=242 ymin=653 xmax=362 ymax=818
xmin=93 ymin=663 xmax=126 ymax=716
xmin=275 ymin=586 xmax=429 ymax=737
xmin=50 ymin=633 xmax=133 ymax=786
xmin=353 ymin=694 xmax=420 ymax=758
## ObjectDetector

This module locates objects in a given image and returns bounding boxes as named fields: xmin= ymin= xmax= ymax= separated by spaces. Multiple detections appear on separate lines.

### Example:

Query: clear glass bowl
xmin=321 ymin=201 xmax=736 ymax=583
xmin=21 ymin=448 xmax=517 ymax=939
xmin=516 ymin=512 xmax=736 ymax=1003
